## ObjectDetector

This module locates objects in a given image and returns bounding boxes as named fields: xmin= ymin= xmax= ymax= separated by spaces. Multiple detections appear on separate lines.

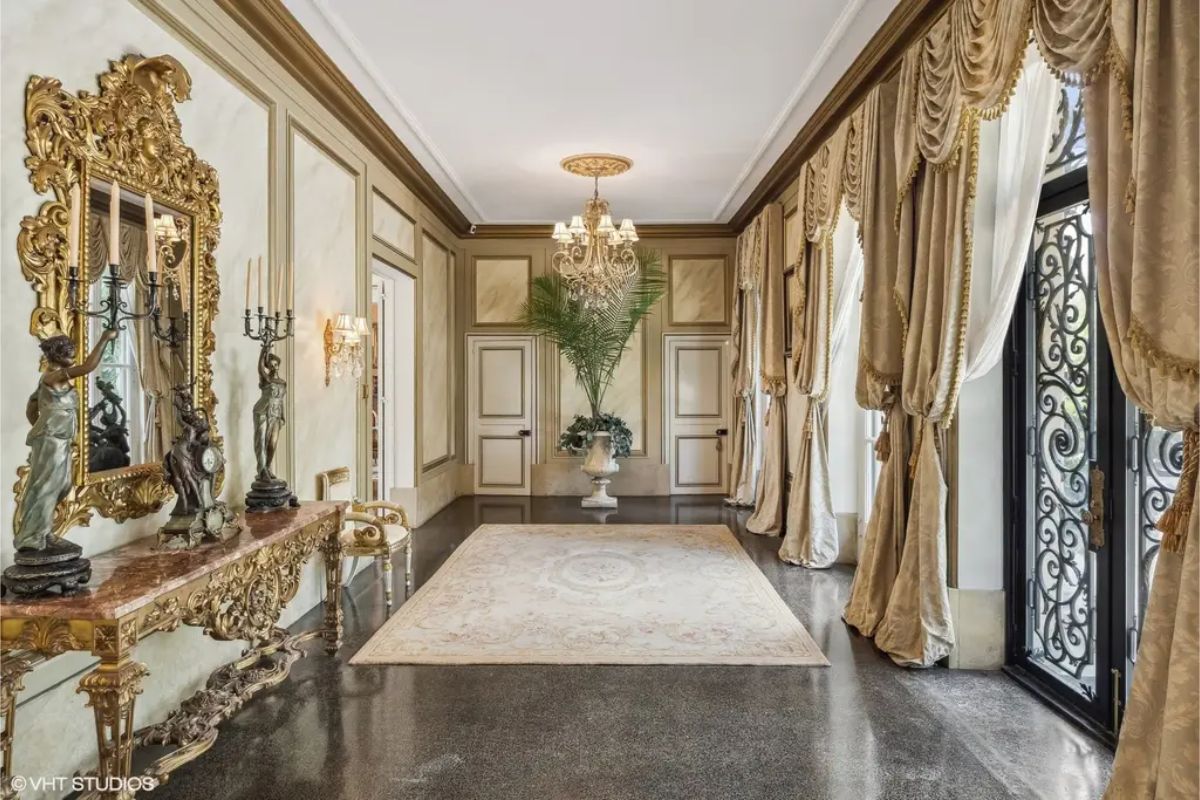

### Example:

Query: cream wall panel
xmin=473 ymin=256 xmax=530 ymax=325
xmin=668 ymin=256 xmax=728 ymax=326
xmin=290 ymin=129 xmax=359 ymax=497
xmin=421 ymin=233 xmax=452 ymax=466
xmin=372 ymin=190 xmax=415 ymax=258
xmin=479 ymin=437 xmax=525 ymax=487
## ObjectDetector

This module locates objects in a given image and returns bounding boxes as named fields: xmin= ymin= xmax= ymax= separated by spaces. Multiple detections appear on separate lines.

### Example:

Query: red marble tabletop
xmin=0 ymin=501 xmax=345 ymax=622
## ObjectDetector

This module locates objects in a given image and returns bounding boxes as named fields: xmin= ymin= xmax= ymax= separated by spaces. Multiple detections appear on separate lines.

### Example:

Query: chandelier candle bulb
xmin=109 ymin=179 xmax=121 ymax=266
xmin=245 ymin=258 xmax=252 ymax=308
xmin=257 ymin=255 xmax=263 ymax=309
xmin=67 ymin=182 xmax=81 ymax=268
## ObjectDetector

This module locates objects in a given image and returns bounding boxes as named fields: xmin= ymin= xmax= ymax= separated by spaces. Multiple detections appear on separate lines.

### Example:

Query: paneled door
xmin=664 ymin=334 xmax=730 ymax=495
xmin=467 ymin=335 xmax=535 ymax=495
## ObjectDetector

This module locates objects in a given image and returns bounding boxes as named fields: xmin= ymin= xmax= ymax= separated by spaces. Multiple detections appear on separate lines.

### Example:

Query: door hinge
xmin=1024 ymin=270 xmax=1036 ymax=301
xmin=1026 ymin=425 xmax=1037 ymax=457
xmin=1127 ymin=625 xmax=1140 ymax=664
xmin=1026 ymin=578 xmax=1037 ymax=609
xmin=1127 ymin=434 xmax=1141 ymax=473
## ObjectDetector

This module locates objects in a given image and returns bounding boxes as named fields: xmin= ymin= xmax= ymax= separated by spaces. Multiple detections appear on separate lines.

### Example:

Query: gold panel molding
xmin=16 ymin=54 xmax=223 ymax=535
xmin=667 ymin=255 xmax=730 ymax=328
xmin=472 ymin=256 xmax=531 ymax=327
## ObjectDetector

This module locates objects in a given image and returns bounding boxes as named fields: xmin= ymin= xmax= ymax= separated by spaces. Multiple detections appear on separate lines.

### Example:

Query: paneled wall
xmin=460 ymin=236 xmax=736 ymax=496
xmin=0 ymin=1 xmax=464 ymax=790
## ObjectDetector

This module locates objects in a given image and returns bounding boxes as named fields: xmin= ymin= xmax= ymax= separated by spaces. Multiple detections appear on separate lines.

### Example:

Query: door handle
xmin=518 ymin=429 xmax=532 ymax=437
xmin=715 ymin=428 xmax=728 ymax=436
xmin=1082 ymin=463 xmax=1105 ymax=550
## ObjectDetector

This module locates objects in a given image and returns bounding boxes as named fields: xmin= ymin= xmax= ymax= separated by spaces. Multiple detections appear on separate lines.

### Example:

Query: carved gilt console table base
xmin=0 ymin=501 xmax=345 ymax=799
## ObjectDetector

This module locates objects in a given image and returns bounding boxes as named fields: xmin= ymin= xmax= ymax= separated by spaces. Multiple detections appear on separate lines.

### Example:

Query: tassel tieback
xmin=874 ymin=430 xmax=891 ymax=463
xmin=1158 ymin=428 xmax=1199 ymax=554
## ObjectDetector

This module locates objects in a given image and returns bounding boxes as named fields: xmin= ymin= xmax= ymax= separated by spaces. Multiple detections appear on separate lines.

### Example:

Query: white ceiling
xmin=283 ymin=0 xmax=900 ymax=224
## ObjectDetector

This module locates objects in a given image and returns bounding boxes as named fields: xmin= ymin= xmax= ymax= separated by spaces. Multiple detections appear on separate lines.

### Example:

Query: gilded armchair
xmin=316 ymin=467 xmax=412 ymax=608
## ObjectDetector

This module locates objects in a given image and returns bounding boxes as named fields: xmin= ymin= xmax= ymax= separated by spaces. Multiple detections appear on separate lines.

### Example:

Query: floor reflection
xmin=144 ymin=496 xmax=1112 ymax=800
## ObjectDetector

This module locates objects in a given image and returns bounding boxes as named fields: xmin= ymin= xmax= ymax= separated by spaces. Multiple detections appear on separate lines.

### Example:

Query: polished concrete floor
xmin=145 ymin=496 xmax=1113 ymax=800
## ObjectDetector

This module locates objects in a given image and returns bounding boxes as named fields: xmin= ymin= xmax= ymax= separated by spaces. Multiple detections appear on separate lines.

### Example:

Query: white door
xmin=370 ymin=260 xmax=416 ymax=501
xmin=664 ymin=334 xmax=731 ymax=495
xmin=468 ymin=335 xmax=535 ymax=495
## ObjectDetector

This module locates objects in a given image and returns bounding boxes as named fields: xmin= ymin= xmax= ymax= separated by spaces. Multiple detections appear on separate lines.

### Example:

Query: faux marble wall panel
xmin=473 ymin=256 xmax=529 ymax=325
xmin=372 ymin=190 xmax=415 ymax=258
xmin=669 ymin=256 xmax=728 ymax=326
xmin=559 ymin=326 xmax=645 ymax=452
xmin=291 ymin=132 xmax=358 ymax=496
xmin=421 ymin=234 xmax=452 ymax=466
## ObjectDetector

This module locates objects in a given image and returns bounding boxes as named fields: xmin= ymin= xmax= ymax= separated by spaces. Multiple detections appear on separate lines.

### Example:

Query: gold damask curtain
xmin=728 ymin=219 xmax=763 ymax=507
xmin=844 ymin=76 xmax=913 ymax=636
xmin=1084 ymin=0 xmax=1198 ymax=796
xmin=777 ymin=124 xmax=850 ymax=567
xmin=747 ymin=204 xmax=788 ymax=534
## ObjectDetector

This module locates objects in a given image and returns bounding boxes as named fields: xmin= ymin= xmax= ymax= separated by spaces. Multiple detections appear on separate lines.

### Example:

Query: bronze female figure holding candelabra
xmin=244 ymin=300 xmax=299 ymax=512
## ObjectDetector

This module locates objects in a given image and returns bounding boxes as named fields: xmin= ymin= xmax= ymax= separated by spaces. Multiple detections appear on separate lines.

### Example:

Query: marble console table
xmin=0 ymin=501 xmax=345 ymax=799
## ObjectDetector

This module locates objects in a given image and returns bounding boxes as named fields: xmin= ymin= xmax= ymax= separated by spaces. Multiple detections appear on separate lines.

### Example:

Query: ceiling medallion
xmin=551 ymin=153 xmax=639 ymax=309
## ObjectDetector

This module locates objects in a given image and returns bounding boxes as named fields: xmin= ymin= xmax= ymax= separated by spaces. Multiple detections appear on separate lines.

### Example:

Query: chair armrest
xmin=342 ymin=511 xmax=387 ymax=548
xmin=353 ymin=500 xmax=410 ymax=529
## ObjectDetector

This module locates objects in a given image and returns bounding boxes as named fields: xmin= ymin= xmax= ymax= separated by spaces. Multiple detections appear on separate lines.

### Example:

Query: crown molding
xmin=728 ymin=0 xmax=953 ymax=231
xmin=215 ymin=0 xmax=473 ymax=236
xmin=470 ymin=223 xmax=737 ymax=240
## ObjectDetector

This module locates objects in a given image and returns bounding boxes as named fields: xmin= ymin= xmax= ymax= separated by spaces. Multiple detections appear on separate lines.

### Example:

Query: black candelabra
xmin=243 ymin=301 xmax=299 ymax=513
xmin=152 ymin=308 xmax=190 ymax=350
xmin=68 ymin=263 xmax=160 ymax=331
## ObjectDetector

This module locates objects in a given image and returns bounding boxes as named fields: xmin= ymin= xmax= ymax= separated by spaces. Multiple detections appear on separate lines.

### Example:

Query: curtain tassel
xmin=907 ymin=420 xmax=925 ymax=479
xmin=1158 ymin=428 xmax=1199 ymax=554
xmin=875 ymin=430 xmax=891 ymax=463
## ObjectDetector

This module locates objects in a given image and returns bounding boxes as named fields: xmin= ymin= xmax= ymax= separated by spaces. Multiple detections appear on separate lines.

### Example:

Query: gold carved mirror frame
xmin=16 ymin=54 xmax=223 ymax=535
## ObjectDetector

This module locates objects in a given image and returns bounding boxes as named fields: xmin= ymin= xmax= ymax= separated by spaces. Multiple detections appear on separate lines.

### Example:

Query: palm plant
xmin=521 ymin=249 xmax=665 ymax=423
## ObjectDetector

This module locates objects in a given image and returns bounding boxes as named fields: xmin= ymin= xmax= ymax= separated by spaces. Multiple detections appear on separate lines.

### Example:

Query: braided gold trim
xmin=858 ymin=353 xmax=902 ymax=388
xmin=816 ymin=228 xmax=836 ymax=403
xmin=1127 ymin=318 xmax=1200 ymax=381
xmin=944 ymin=115 xmax=981 ymax=419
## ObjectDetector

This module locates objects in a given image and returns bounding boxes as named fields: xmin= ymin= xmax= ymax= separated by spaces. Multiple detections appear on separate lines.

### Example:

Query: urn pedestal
xmin=580 ymin=431 xmax=619 ymax=508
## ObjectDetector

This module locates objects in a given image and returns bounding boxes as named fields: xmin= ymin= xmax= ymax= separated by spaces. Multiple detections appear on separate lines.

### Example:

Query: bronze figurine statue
xmin=2 ymin=329 xmax=117 ymax=596
xmin=158 ymin=386 xmax=237 ymax=549
xmin=245 ymin=345 xmax=298 ymax=512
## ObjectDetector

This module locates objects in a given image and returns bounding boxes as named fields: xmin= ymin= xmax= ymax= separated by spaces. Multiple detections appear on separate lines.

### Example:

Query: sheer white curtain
xmin=831 ymin=206 xmax=864 ymax=359
xmin=964 ymin=43 xmax=1061 ymax=381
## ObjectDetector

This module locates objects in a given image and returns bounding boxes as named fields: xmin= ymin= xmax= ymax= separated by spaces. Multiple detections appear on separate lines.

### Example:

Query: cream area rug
xmin=351 ymin=524 xmax=828 ymax=666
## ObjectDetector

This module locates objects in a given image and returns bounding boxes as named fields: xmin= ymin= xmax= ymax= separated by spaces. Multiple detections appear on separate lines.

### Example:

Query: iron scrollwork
xmin=1027 ymin=201 xmax=1099 ymax=697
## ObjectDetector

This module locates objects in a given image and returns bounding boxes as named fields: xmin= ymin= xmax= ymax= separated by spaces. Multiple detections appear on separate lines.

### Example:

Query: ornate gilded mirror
xmin=16 ymin=54 xmax=222 ymax=534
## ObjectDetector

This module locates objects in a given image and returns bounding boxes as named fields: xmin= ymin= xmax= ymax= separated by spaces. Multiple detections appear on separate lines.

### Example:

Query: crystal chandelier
xmin=550 ymin=154 xmax=639 ymax=308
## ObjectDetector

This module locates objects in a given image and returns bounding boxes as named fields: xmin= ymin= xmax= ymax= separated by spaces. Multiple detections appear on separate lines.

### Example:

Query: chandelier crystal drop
xmin=551 ymin=154 xmax=639 ymax=309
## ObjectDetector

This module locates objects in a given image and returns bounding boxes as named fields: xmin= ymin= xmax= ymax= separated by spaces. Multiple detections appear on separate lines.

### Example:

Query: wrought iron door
xmin=1002 ymin=85 xmax=1184 ymax=741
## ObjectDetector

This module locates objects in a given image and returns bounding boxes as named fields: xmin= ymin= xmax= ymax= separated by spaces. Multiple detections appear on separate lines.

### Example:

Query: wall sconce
xmin=324 ymin=313 xmax=369 ymax=385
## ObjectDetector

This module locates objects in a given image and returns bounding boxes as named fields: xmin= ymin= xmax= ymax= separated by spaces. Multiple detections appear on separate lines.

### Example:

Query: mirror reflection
xmin=84 ymin=180 xmax=193 ymax=474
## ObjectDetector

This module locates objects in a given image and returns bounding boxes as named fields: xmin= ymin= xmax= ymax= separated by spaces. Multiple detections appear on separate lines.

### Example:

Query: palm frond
xmin=520 ymin=248 xmax=666 ymax=418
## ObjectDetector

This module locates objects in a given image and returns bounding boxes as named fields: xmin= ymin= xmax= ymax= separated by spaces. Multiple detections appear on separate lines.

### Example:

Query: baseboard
xmin=947 ymin=588 xmax=1005 ymax=669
